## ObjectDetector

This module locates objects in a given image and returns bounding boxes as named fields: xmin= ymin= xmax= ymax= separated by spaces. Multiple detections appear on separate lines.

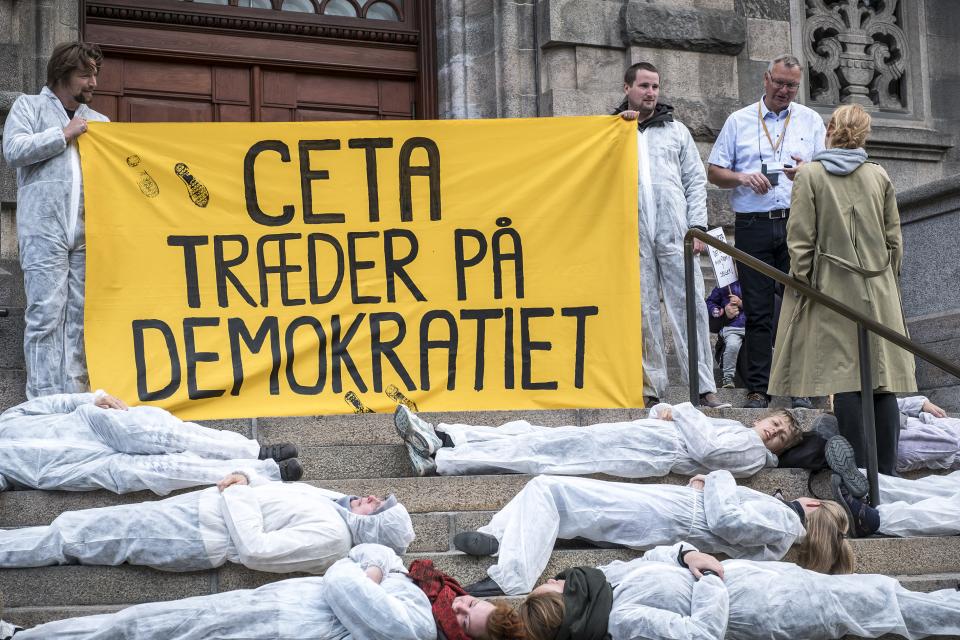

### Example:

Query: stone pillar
xmin=436 ymin=0 xmax=538 ymax=119
xmin=897 ymin=176 xmax=960 ymax=411
xmin=0 ymin=0 xmax=79 ymax=383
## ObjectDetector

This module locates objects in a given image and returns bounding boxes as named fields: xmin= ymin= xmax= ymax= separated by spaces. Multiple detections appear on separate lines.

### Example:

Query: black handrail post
xmin=684 ymin=236 xmax=698 ymax=405
xmin=858 ymin=325 xmax=881 ymax=506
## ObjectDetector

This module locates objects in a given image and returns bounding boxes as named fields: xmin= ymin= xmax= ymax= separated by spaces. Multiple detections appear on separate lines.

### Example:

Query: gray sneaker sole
xmin=825 ymin=436 xmax=870 ymax=498
xmin=454 ymin=531 xmax=500 ymax=556
xmin=393 ymin=406 xmax=434 ymax=458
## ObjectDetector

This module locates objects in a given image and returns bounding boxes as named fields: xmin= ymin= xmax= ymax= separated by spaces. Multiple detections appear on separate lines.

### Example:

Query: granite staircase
xmin=1 ymin=387 xmax=959 ymax=638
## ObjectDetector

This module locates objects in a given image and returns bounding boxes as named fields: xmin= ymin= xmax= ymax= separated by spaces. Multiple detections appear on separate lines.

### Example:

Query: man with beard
xmin=614 ymin=62 xmax=727 ymax=410
xmin=2 ymin=42 xmax=110 ymax=398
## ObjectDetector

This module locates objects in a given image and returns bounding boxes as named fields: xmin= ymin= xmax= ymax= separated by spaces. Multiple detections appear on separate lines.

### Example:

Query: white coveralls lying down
xmin=0 ymin=481 xmax=415 ymax=573
xmin=897 ymin=396 xmax=960 ymax=472
xmin=434 ymin=403 xmax=780 ymax=478
xmin=0 ymin=393 xmax=280 ymax=494
xmin=476 ymin=471 xmax=805 ymax=595
xmin=1 ymin=543 xmax=436 ymax=640
xmin=870 ymin=469 xmax=960 ymax=538
xmin=596 ymin=542 xmax=960 ymax=640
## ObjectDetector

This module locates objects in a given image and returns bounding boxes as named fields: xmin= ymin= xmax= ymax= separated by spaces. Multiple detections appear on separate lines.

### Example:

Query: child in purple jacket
xmin=706 ymin=281 xmax=745 ymax=388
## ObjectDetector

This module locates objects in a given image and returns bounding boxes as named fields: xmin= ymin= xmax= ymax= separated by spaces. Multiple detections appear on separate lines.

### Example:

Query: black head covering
xmin=554 ymin=567 xmax=613 ymax=640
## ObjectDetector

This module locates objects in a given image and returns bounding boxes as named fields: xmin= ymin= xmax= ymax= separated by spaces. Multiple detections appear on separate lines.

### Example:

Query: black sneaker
xmin=259 ymin=442 xmax=299 ymax=462
xmin=454 ymin=531 xmax=500 ymax=556
xmin=825 ymin=435 xmax=869 ymax=498
xmin=831 ymin=474 xmax=880 ymax=538
xmin=744 ymin=392 xmax=769 ymax=409
xmin=278 ymin=458 xmax=304 ymax=482
xmin=464 ymin=576 xmax=506 ymax=597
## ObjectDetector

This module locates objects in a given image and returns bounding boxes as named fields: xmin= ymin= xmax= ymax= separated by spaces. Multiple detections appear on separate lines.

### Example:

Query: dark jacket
xmin=706 ymin=281 xmax=745 ymax=330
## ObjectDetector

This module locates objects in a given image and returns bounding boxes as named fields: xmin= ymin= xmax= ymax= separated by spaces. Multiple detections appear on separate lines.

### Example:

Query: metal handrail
xmin=683 ymin=228 xmax=960 ymax=506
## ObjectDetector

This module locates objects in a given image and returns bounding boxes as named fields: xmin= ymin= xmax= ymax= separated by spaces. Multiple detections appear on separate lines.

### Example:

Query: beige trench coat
xmin=768 ymin=160 xmax=917 ymax=397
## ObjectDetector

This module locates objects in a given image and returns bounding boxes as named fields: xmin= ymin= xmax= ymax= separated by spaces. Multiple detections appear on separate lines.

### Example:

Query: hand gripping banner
xmin=80 ymin=116 xmax=642 ymax=419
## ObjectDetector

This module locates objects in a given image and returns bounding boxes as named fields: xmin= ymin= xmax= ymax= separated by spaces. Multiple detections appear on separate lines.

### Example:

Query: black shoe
xmin=644 ymin=396 xmax=660 ymax=409
xmin=464 ymin=576 xmax=505 ymax=597
xmin=825 ymin=435 xmax=869 ymax=498
xmin=744 ymin=392 xmax=769 ymax=409
xmin=791 ymin=396 xmax=813 ymax=409
xmin=259 ymin=442 xmax=299 ymax=462
xmin=278 ymin=458 xmax=303 ymax=482
xmin=811 ymin=413 xmax=840 ymax=440
xmin=831 ymin=474 xmax=880 ymax=538
xmin=454 ymin=531 xmax=500 ymax=556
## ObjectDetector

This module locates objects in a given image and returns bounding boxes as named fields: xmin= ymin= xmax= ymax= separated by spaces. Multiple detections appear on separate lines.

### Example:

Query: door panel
xmin=84 ymin=1 xmax=434 ymax=123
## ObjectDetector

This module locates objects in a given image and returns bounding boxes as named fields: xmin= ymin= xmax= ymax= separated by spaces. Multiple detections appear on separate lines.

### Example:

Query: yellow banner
xmin=81 ymin=116 xmax=641 ymax=419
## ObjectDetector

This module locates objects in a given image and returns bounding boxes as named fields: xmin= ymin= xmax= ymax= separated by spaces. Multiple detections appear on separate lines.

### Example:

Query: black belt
xmin=738 ymin=208 xmax=790 ymax=219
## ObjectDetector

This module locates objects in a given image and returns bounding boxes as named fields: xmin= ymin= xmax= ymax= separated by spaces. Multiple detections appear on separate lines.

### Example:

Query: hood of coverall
xmin=612 ymin=99 xmax=675 ymax=132
xmin=332 ymin=496 xmax=415 ymax=554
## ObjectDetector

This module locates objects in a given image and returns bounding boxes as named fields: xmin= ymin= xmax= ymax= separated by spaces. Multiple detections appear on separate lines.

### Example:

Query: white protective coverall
xmin=2 ymin=87 xmax=110 ymax=398
xmin=0 ymin=393 xmax=280 ymax=494
xmin=872 ymin=470 xmax=960 ymax=538
xmin=596 ymin=542 xmax=960 ymax=640
xmin=896 ymin=396 xmax=960 ymax=472
xmin=477 ymin=471 xmax=803 ymax=595
xmin=634 ymin=113 xmax=715 ymax=399
xmin=7 ymin=543 xmax=436 ymax=640
xmin=435 ymin=402 xmax=775 ymax=478
xmin=0 ymin=481 xmax=415 ymax=573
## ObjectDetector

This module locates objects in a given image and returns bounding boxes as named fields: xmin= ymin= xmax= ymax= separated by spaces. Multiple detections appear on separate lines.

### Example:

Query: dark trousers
xmin=834 ymin=391 xmax=901 ymax=476
xmin=733 ymin=215 xmax=789 ymax=395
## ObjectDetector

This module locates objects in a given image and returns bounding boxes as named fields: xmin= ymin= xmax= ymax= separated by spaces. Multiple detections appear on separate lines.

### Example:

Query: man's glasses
xmin=769 ymin=77 xmax=801 ymax=90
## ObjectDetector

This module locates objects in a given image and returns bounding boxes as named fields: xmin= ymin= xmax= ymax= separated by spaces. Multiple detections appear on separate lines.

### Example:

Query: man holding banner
xmin=615 ymin=62 xmax=726 ymax=409
xmin=2 ymin=42 xmax=110 ymax=398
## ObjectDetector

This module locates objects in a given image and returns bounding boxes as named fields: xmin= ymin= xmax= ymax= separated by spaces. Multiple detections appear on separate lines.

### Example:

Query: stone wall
xmin=0 ymin=0 xmax=79 ymax=366
xmin=898 ymin=175 xmax=960 ymax=411
xmin=436 ymin=0 xmax=959 ymax=229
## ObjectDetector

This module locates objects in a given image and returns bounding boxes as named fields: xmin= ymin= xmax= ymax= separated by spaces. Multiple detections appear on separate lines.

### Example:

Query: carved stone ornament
xmin=803 ymin=0 xmax=907 ymax=110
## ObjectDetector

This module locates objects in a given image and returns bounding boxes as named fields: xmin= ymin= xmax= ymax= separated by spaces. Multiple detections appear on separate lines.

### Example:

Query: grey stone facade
xmin=0 ymin=1 xmax=79 ymax=376
xmin=898 ymin=176 xmax=960 ymax=410
xmin=436 ymin=0 xmax=959 ymax=209
xmin=437 ymin=0 xmax=960 ymax=406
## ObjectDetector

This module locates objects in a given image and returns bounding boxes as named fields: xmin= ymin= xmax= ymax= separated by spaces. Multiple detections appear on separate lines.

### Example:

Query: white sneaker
xmin=404 ymin=441 xmax=437 ymax=477
xmin=393 ymin=405 xmax=442 ymax=457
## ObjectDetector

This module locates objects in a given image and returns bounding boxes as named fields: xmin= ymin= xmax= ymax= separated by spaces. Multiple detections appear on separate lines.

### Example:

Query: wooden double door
xmin=83 ymin=0 xmax=436 ymax=123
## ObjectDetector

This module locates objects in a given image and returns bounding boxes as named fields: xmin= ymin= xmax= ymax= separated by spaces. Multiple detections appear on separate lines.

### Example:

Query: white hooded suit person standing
xmin=2 ymin=42 xmax=110 ymax=398
xmin=0 ymin=477 xmax=415 ymax=574
xmin=0 ymin=392 xmax=301 ymax=494
xmin=454 ymin=471 xmax=812 ymax=595
xmin=0 ymin=544 xmax=436 ymax=640
xmin=615 ymin=62 xmax=722 ymax=408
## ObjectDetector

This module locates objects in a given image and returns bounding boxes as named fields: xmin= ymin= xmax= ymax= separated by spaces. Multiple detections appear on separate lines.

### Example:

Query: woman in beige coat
xmin=769 ymin=104 xmax=916 ymax=475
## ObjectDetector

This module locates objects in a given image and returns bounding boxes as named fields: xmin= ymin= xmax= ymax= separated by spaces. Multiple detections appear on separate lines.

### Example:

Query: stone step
xmin=0 ymin=369 xmax=25 ymax=413
xmin=0 ymin=468 xmax=817 ymax=525
xmin=1 ymin=538 xmax=957 ymax=611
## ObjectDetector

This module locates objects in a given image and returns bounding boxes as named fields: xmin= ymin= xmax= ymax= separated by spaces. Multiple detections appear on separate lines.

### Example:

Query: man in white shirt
xmin=0 ymin=475 xmax=415 ymax=574
xmin=707 ymin=54 xmax=826 ymax=410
